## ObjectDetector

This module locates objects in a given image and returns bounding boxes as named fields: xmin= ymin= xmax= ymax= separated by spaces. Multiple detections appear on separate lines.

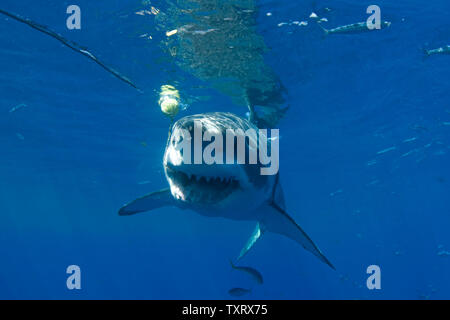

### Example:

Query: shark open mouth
xmin=165 ymin=163 xmax=240 ymax=204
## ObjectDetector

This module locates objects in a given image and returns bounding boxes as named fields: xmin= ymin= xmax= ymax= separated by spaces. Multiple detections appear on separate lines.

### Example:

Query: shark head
xmin=119 ymin=112 xmax=335 ymax=269
xmin=163 ymin=112 xmax=272 ymax=214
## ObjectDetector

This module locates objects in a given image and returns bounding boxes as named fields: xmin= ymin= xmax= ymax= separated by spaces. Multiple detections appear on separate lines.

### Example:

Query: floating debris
xmin=139 ymin=33 xmax=152 ymax=40
xmin=309 ymin=12 xmax=319 ymax=19
xmin=190 ymin=29 xmax=217 ymax=36
xmin=228 ymin=288 xmax=251 ymax=297
xmin=299 ymin=21 xmax=308 ymax=26
xmin=266 ymin=12 xmax=272 ymax=17
xmin=150 ymin=6 xmax=160 ymax=15
xmin=135 ymin=10 xmax=155 ymax=16
xmin=159 ymin=85 xmax=180 ymax=119
xmin=9 ymin=103 xmax=27 ymax=113
xmin=135 ymin=10 xmax=145 ymax=16
xmin=318 ymin=18 xmax=328 ymax=23
xmin=277 ymin=22 xmax=288 ymax=27
xmin=166 ymin=29 xmax=178 ymax=37
xmin=377 ymin=146 xmax=396 ymax=155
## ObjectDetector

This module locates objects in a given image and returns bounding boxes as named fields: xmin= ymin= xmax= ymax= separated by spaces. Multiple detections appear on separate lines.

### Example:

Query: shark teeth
xmin=165 ymin=164 xmax=240 ymax=204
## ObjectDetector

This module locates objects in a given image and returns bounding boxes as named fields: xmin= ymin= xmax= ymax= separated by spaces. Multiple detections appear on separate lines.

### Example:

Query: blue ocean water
xmin=0 ymin=0 xmax=449 ymax=299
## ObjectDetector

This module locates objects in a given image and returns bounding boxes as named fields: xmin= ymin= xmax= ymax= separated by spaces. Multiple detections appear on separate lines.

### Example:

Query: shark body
xmin=119 ymin=112 xmax=334 ymax=269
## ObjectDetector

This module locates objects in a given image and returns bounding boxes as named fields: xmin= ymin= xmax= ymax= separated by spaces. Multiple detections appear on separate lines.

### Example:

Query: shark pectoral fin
xmin=237 ymin=222 xmax=265 ymax=261
xmin=261 ymin=203 xmax=335 ymax=270
xmin=118 ymin=188 xmax=174 ymax=216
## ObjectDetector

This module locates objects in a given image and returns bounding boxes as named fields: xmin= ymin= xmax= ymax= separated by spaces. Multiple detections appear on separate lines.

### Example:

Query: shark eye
xmin=172 ymin=134 xmax=183 ymax=146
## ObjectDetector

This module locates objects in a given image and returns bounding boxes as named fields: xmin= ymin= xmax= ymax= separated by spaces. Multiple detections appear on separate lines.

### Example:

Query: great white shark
xmin=119 ymin=112 xmax=335 ymax=270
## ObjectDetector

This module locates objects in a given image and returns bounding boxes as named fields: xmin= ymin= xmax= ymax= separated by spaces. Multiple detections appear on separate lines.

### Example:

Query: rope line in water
xmin=0 ymin=9 xmax=141 ymax=91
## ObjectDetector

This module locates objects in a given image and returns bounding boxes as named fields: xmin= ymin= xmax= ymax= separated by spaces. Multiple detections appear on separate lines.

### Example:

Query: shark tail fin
xmin=118 ymin=188 xmax=174 ymax=216
xmin=261 ymin=202 xmax=336 ymax=270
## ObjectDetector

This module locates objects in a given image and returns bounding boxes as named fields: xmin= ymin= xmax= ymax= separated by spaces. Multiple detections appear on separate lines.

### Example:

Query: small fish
xmin=437 ymin=250 xmax=450 ymax=257
xmin=377 ymin=146 xmax=396 ymax=155
xmin=425 ymin=45 xmax=450 ymax=57
xmin=401 ymin=149 xmax=418 ymax=157
xmin=436 ymin=176 xmax=446 ymax=183
xmin=228 ymin=288 xmax=251 ymax=297
xmin=403 ymin=137 xmax=417 ymax=143
xmin=9 ymin=103 xmax=27 ymax=113
xmin=320 ymin=21 xmax=391 ymax=36
xmin=230 ymin=260 xmax=263 ymax=284
xmin=410 ymin=124 xmax=428 ymax=131
xmin=329 ymin=189 xmax=343 ymax=197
